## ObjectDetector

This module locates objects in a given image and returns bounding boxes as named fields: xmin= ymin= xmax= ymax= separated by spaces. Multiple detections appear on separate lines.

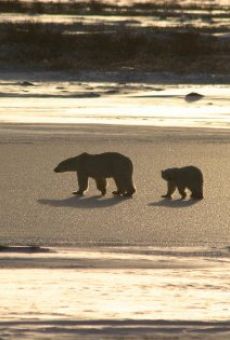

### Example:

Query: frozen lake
xmin=1 ymin=246 xmax=230 ymax=338
xmin=0 ymin=71 xmax=229 ymax=339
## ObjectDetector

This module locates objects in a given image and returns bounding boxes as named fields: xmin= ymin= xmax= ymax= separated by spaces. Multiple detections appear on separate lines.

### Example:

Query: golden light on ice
xmin=0 ymin=84 xmax=229 ymax=128
xmin=1 ymin=248 xmax=230 ymax=322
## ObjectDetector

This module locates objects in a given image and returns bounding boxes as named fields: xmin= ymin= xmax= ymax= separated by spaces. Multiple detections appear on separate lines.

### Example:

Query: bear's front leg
xmin=72 ymin=190 xmax=84 ymax=196
xmin=161 ymin=194 xmax=172 ymax=199
xmin=162 ymin=181 xmax=176 ymax=199
xmin=113 ymin=177 xmax=126 ymax=197
xmin=72 ymin=172 xmax=88 ymax=196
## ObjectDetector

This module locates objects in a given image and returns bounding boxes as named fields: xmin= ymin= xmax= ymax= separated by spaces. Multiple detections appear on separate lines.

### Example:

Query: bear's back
xmin=84 ymin=152 xmax=133 ymax=178
xmin=177 ymin=166 xmax=203 ymax=184
xmin=89 ymin=152 xmax=131 ymax=165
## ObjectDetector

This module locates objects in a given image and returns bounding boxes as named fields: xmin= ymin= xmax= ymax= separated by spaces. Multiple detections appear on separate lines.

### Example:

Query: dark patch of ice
xmin=19 ymin=81 xmax=34 ymax=86
xmin=0 ymin=245 xmax=51 ymax=253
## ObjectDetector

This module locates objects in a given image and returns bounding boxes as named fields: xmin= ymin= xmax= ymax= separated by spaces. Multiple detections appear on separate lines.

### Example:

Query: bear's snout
xmin=54 ymin=166 xmax=60 ymax=173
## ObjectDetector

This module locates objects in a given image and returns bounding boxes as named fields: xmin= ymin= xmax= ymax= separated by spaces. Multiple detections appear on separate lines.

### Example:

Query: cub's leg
xmin=73 ymin=173 xmax=88 ymax=196
xmin=162 ymin=181 xmax=176 ymax=199
xmin=190 ymin=188 xmax=203 ymax=199
xmin=177 ymin=184 xmax=186 ymax=199
xmin=189 ymin=183 xmax=203 ymax=200
xmin=191 ymin=192 xmax=203 ymax=199
xmin=95 ymin=178 xmax=107 ymax=196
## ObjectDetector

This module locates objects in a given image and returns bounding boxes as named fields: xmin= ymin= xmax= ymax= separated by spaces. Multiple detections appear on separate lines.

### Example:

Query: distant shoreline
xmin=0 ymin=69 xmax=230 ymax=84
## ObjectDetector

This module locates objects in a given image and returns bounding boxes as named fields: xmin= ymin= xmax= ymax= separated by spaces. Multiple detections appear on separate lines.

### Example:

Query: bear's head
xmin=161 ymin=168 xmax=178 ymax=181
xmin=54 ymin=158 xmax=75 ymax=173
xmin=54 ymin=153 xmax=89 ymax=173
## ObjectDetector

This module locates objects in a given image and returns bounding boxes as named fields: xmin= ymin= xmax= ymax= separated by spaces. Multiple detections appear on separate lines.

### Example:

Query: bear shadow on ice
xmin=148 ymin=198 xmax=200 ymax=208
xmin=38 ymin=195 xmax=126 ymax=209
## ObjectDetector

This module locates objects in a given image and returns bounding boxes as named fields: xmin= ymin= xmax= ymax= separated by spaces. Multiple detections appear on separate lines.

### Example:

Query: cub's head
xmin=161 ymin=168 xmax=178 ymax=181
xmin=54 ymin=153 xmax=89 ymax=173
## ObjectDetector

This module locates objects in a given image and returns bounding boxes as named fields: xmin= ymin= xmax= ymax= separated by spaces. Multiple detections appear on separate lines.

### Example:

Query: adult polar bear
xmin=54 ymin=152 xmax=136 ymax=198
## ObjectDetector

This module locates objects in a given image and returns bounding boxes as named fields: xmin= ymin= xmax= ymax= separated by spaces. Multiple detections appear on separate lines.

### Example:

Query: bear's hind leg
xmin=190 ymin=183 xmax=203 ymax=200
xmin=113 ymin=176 xmax=135 ymax=198
xmin=190 ymin=188 xmax=203 ymax=200
xmin=113 ymin=177 xmax=125 ymax=197
xmin=123 ymin=177 xmax=136 ymax=198
xmin=191 ymin=192 xmax=203 ymax=200
xmin=95 ymin=178 xmax=107 ymax=196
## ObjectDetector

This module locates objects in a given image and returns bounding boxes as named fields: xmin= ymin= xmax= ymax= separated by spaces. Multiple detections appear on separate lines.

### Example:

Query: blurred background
xmin=0 ymin=0 xmax=229 ymax=73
